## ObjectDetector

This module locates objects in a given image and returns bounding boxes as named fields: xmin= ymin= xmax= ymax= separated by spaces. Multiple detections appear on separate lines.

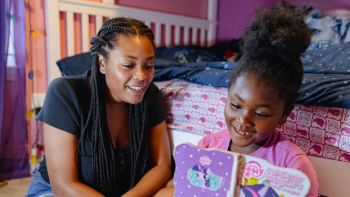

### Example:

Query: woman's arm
xmin=123 ymin=120 xmax=172 ymax=197
xmin=44 ymin=123 xmax=104 ymax=197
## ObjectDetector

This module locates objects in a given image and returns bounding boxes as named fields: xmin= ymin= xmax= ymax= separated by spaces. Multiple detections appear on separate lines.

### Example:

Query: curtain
xmin=0 ymin=0 xmax=30 ymax=180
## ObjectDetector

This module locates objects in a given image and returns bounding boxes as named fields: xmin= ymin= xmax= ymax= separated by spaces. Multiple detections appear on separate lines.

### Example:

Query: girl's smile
xmin=225 ymin=74 xmax=291 ymax=154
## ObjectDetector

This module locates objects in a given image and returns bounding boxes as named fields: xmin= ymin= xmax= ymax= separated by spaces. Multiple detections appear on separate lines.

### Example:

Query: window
xmin=6 ymin=15 xmax=16 ymax=67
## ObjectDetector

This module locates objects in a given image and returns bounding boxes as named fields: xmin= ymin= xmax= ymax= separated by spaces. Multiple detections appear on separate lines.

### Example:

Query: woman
xmin=26 ymin=17 xmax=172 ymax=197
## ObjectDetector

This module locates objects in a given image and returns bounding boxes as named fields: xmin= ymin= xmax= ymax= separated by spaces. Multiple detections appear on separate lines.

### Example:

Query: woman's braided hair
xmin=77 ymin=17 xmax=155 ymax=196
xmin=228 ymin=8 xmax=312 ymax=113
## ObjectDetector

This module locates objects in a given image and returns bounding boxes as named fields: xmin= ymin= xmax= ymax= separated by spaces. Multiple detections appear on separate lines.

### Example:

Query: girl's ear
xmin=279 ymin=104 xmax=295 ymax=125
xmin=98 ymin=54 xmax=107 ymax=74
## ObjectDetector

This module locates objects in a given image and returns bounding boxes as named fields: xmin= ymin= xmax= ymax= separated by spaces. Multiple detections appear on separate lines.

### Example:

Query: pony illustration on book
xmin=187 ymin=164 xmax=223 ymax=190
xmin=240 ymin=184 xmax=279 ymax=197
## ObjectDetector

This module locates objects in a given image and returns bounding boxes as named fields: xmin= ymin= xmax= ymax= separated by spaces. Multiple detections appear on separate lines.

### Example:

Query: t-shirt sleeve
xmin=147 ymin=82 xmax=166 ymax=128
xmin=287 ymin=155 xmax=320 ymax=197
xmin=36 ymin=78 xmax=81 ymax=136
xmin=197 ymin=137 xmax=209 ymax=148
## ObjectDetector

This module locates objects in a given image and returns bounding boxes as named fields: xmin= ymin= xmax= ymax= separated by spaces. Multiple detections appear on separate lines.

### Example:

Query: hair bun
xmin=241 ymin=8 xmax=312 ymax=61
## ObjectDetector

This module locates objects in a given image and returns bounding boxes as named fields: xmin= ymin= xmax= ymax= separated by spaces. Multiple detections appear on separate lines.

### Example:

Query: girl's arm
xmin=123 ymin=120 xmax=172 ymax=197
xmin=44 ymin=123 xmax=104 ymax=197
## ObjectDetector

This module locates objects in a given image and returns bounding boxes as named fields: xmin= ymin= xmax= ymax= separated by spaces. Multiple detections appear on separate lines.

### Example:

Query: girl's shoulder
xmin=197 ymin=129 xmax=231 ymax=150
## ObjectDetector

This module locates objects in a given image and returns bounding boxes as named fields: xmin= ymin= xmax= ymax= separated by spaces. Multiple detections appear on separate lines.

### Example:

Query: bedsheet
xmin=154 ymin=79 xmax=350 ymax=163
xmin=154 ymin=42 xmax=350 ymax=109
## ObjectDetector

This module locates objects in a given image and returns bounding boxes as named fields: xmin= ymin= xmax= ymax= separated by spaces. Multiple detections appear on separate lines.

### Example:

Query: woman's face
xmin=99 ymin=35 xmax=155 ymax=104
xmin=224 ymin=74 xmax=290 ymax=149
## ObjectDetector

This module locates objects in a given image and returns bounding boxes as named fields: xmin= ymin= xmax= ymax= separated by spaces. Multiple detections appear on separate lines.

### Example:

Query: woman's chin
xmin=126 ymin=97 xmax=144 ymax=105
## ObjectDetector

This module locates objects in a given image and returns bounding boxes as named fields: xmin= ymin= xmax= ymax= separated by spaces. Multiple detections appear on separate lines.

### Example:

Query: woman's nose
xmin=133 ymin=68 xmax=146 ymax=81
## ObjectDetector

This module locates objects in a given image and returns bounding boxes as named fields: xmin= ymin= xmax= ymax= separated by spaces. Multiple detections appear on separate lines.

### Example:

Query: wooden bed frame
xmin=43 ymin=1 xmax=350 ymax=196
xmin=45 ymin=0 xmax=218 ymax=82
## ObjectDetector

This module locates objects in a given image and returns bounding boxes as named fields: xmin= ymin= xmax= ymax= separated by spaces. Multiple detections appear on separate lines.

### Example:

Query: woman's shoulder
xmin=48 ymin=71 xmax=89 ymax=93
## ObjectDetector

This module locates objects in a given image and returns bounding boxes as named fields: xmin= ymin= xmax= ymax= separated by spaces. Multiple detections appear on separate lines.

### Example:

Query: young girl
xmin=156 ymin=8 xmax=319 ymax=197
xmin=25 ymin=18 xmax=171 ymax=197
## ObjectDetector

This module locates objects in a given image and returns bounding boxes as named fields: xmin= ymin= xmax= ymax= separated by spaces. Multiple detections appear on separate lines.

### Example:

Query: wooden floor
xmin=0 ymin=176 xmax=32 ymax=197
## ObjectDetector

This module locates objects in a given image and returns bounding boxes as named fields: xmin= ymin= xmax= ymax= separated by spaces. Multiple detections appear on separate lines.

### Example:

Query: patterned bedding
xmin=154 ymin=79 xmax=350 ymax=163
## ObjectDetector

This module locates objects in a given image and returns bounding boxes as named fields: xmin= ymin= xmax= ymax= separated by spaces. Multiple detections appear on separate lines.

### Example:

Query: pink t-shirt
xmin=197 ymin=129 xmax=319 ymax=197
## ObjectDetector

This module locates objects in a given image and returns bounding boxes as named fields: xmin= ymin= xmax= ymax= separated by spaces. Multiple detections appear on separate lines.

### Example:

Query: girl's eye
xmin=230 ymin=103 xmax=241 ymax=109
xmin=255 ymin=113 xmax=271 ymax=118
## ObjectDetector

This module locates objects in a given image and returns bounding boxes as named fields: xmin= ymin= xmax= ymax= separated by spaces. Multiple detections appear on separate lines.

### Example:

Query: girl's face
xmin=99 ymin=35 xmax=155 ymax=104
xmin=224 ymin=74 xmax=290 ymax=150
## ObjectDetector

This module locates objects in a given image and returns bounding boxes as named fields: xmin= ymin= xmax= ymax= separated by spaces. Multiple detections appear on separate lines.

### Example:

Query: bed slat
xmin=175 ymin=25 xmax=180 ymax=46
xmin=184 ymin=27 xmax=189 ymax=46
xmin=82 ymin=13 xmax=89 ymax=52
xmin=165 ymin=24 xmax=171 ymax=47
xmin=66 ymin=11 xmax=75 ymax=56
xmin=96 ymin=15 xmax=103 ymax=35
xmin=200 ymin=29 xmax=205 ymax=47
xmin=192 ymin=27 xmax=198 ymax=45
xmin=155 ymin=22 xmax=161 ymax=47
xmin=144 ymin=21 xmax=151 ymax=29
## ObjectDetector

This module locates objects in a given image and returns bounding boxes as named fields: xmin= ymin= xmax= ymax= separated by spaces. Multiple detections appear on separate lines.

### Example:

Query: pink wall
xmin=25 ymin=0 xmax=47 ymax=155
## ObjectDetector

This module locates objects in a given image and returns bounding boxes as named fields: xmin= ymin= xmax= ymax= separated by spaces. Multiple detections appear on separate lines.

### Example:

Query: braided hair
xmin=77 ymin=17 xmax=155 ymax=196
xmin=228 ymin=8 xmax=312 ymax=113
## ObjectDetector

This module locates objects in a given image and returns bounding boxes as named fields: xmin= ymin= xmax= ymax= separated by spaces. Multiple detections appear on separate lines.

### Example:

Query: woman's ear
xmin=98 ymin=54 xmax=107 ymax=74
xmin=279 ymin=104 xmax=295 ymax=125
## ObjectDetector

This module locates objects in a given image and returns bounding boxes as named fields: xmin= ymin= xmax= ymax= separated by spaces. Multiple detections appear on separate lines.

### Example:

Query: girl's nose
xmin=237 ymin=113 xmax=254 ymax=127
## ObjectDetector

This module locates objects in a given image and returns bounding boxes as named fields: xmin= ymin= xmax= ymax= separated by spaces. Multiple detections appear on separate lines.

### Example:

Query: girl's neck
xmin=229 ymin=137 xmax=269 ymax=155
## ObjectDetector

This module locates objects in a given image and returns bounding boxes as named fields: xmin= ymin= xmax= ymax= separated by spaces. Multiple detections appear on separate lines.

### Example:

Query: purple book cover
xmin=173 ymin=143 xmax=239 ymax=197
xmin=173 ymin=143 xmax=311 ymax=197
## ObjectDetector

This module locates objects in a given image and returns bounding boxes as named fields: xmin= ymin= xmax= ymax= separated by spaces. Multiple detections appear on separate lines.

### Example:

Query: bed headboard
xmin=45 ymin=0 xmax=218 ymax=83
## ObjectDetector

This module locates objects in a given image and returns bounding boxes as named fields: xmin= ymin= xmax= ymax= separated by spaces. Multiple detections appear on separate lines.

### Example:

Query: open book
xmin=173 ymin=143 xmax=310 ymax=197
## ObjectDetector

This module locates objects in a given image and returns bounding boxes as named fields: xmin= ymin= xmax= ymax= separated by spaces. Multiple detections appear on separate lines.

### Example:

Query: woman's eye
xmin=230 ymin=103 xmax=241 ymax=109
xmin=146 ymin=64 xmax=154 ymax=69
xmin=255 ymin=113 xmax=271 ymax=118
xmin=123 ymin=65 xmax=133 ymax=68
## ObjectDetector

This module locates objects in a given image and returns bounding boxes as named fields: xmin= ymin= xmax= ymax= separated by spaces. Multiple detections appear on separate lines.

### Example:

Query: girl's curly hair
xmin=229 ymin=8 xmax=312 ymax=112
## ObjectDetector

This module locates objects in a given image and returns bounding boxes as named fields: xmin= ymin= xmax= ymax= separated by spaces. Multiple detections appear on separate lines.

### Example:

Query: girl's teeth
xmin=237 ymin=129 xmax=249 ymax=135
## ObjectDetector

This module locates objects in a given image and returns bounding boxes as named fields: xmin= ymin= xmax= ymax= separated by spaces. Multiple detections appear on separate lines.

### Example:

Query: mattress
xmin=154 ymin=79 xmax=350 ymax=163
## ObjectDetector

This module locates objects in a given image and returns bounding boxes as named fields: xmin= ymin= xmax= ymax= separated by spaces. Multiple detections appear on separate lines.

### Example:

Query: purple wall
xmin=216 ymin=0 xmax=350 ymax=42
xmin=216 ymin=0 xmax=278 ymax=42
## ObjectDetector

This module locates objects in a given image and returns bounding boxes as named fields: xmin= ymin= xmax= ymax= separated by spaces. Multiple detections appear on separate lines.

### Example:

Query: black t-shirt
xmin=36 ymin=70 xmax=165 ymax=195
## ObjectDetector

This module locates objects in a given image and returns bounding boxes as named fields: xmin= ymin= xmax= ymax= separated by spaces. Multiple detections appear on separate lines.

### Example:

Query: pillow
xmin=56 ymin=52 xmax=93 ymax=76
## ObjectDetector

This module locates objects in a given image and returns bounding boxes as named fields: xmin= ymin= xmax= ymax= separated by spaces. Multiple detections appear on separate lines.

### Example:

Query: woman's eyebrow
xmin=123 ymin=55 xmax=155 ymax=60
xmin=123 ymin=55 xmax=137 ymax=59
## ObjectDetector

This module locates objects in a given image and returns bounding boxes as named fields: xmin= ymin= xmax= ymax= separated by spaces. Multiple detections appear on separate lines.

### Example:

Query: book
xmin=173 ymin=143 xmax=311 ymax=197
